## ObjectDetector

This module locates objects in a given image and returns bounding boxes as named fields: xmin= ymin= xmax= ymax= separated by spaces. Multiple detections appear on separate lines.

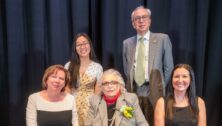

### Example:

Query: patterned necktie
xmin=135 ymin=37 xmax=145 ymax=86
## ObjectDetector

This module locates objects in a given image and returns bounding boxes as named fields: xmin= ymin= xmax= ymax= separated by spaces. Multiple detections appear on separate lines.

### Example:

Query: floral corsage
xmin=120 ymin=105 xmax=134 ymax=119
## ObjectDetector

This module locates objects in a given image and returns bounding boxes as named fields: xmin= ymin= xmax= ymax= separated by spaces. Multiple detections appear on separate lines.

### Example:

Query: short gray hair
xmin=131 ymin=6 xmax=151 ymax=21
xmin=98 ymin=69 xmax=125 ymax=87
xmin=98 ymin=69 xmax=127 ymax=94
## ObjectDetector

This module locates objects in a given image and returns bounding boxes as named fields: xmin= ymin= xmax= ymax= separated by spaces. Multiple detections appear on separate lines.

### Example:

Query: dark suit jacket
xmin=122 ymin=32 xmax=174 ymax=106
xmin=84 ymin=92 xmax=149 ymax=126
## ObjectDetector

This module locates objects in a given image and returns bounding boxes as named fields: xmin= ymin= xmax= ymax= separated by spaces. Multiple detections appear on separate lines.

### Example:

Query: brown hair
xmin=42 ymin=64 xmax=71 ymax=92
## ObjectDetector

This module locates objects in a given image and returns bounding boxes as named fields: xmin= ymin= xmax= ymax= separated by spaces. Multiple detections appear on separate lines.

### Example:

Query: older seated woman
xmin=85 ymin=69 xmax=149 ymax=126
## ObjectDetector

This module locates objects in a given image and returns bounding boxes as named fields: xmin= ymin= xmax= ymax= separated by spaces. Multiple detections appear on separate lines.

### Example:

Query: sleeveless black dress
xmin=166 ymin=106 xmax=197 ymax=126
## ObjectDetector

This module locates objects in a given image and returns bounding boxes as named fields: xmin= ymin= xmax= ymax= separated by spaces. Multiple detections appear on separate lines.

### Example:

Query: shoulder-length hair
xmin=42 ymin=64 xmax=70 ymax=92
xmin=165 ymin=64 xmax=199 ymax=121
xmin=68 ymin=33 xmax=98 ymax=88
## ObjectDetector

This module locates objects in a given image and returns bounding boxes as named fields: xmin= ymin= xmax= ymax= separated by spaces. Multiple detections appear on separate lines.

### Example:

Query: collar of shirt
xmin=136 ymin=30 xmax=150 ymax=43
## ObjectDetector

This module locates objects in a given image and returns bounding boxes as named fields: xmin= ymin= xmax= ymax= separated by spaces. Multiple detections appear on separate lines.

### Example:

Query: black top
xmin=107 ymin=103 xmax=116 ymax=126
xmin=26 ymin=92 xmax=77 ymax=126
xmin=166 ymin=106 xmax=197 ymax=126
xmin=37 ymin=110 xmax=72 ymax=126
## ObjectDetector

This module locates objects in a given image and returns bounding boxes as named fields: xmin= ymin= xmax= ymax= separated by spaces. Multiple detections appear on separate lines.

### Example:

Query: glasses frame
xmin=76 ymin=42 xmax=89 ymax=48
xmin=101 ymin=80 xmax=119 ymax=86
xmin=133 ymin=15 xmax=149 ymax=22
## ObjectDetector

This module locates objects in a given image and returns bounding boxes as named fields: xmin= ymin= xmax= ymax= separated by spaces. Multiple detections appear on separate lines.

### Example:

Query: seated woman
xmin=85 ymin=69 xmax=149 ymax=126
xmin=26 ymin=65 xmax=78 ymax=126
xmin=154 ymin=64 xmax=206 ymax=126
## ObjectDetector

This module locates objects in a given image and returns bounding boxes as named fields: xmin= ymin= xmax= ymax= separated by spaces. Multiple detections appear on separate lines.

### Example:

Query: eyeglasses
xmin=76 ymin=42 xmax=89 ymax=47
xmin=101 ymin=81 xmax=119 ymax=86
xmin=133 ymin=15 xmax=149 ymax=22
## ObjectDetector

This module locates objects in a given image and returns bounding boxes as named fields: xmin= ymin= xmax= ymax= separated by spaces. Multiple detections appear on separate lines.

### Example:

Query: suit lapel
xmin=99 ymin=98 xmax=108 ymax=126
xmin=149 ymin=33 xmax=158 ymax=74
xmin=130 ymin=37 xmax=137 ymax=66
xmin=129 ymin=36 xmax=137 ymax=90
xmin=115 ymin=94 xmax=126 ymax=126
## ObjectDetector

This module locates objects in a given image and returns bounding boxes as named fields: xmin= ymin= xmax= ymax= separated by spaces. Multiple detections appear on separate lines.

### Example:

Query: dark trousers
xmin=138 ymin=96 xmax=154 ymax=126
xmin=133 ymin=81 xmax=154 ymax=126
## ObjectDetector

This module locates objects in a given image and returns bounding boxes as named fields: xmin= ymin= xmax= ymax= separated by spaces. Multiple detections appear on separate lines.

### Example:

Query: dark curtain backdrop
xmin=1 ymin=0 xmax=222 ymax=126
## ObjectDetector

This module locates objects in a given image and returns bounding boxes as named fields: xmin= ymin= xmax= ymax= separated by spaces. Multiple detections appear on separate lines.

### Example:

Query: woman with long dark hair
xmin=154 ymin=64 xmax=206 ymax=126
xmin=65 ymin=33 xmax=103 ymax=125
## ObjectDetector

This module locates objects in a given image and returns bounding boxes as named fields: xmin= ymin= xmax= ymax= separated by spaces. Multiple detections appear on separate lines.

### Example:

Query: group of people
xmin=26 ymin=6 xmax=206 ymax=126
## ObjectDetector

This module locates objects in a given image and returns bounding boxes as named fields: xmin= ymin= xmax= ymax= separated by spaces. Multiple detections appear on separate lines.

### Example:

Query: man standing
xmin=122 ymin=6 xmax=174 ymax=125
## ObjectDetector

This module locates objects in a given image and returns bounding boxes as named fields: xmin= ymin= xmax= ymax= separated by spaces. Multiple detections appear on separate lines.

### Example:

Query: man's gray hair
xmin=131 ymin=6 xmax=151 ymax=21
